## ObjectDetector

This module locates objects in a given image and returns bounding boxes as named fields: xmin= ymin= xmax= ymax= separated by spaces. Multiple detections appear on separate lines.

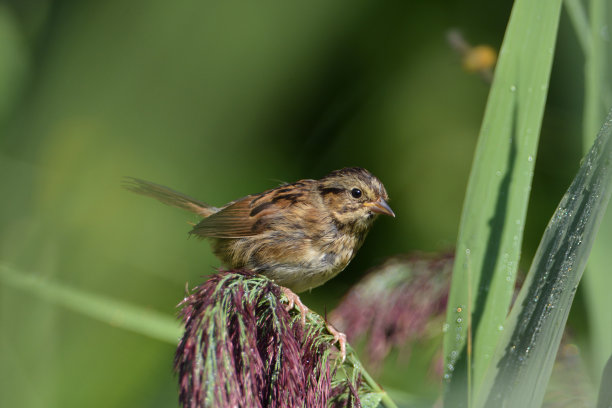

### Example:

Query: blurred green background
xmin=0 ymin=1 xmax=587 ymax=407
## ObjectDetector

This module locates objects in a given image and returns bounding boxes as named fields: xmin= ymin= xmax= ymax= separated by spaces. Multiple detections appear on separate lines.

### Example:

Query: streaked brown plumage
xmin=125 ymin=167 xmax=394 ymax=293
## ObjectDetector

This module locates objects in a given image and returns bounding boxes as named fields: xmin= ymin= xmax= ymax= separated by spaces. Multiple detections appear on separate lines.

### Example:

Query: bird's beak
xmin=364 ymin=198 xmax=395 ymax=217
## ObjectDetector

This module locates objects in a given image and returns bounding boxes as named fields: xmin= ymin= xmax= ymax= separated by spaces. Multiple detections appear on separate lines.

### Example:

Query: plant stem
xmin=345 ymin=345 xmax=399 ymax=408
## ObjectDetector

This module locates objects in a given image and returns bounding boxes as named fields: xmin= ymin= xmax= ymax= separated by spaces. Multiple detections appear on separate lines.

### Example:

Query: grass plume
xmin=174 ymin=269 xmax=394 ymax=408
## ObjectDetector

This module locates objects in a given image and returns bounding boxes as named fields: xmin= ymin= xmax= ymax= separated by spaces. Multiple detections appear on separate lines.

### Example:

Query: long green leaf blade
xmin=571 ymin=0 xmax=612 ymax=383
xmin=443 ymin=0 xmax=562 ymax=404
xmin=476 ymin=109 xmax=612 ymax=408
xmin=0 ymin=264 xmax=181 ymax=344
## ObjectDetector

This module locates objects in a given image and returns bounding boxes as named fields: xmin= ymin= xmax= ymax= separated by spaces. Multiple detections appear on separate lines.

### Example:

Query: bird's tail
xmin=123 ymin=177 xmax=218 ymax=217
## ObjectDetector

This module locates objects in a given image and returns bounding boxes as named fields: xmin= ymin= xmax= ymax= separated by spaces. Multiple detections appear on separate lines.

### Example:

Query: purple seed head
xmin=175 ymin=269 xmax=350 ymax=408
xmin=330 ymin=253 xmax=454 ymax=368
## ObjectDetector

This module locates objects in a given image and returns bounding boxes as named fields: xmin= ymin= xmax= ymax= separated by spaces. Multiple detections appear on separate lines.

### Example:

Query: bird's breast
xmin=208 ymin=215 xmax=370 ymax=292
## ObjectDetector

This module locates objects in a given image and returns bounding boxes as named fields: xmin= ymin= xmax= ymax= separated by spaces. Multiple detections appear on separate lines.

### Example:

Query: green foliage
xmin=475 ymin=109 xmax=612 ymax=407
xmin=443 ymin=0 xmax=562 ymax=404
xmin=444 ymin=0 xmax=612 ymax=407
xmin=571 ymin=0 xmax=612 ymax=383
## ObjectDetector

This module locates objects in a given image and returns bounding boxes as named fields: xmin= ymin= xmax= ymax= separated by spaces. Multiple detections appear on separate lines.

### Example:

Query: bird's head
xmin=318 ymin=167 xmax=394 ymax=231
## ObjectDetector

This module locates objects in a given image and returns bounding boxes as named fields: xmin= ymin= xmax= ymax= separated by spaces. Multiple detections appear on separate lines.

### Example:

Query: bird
xmin=125 ymin=167 xmax=394 ymax=358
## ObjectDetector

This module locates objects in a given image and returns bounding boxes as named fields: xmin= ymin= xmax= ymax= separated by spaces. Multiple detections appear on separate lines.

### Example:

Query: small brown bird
xmin=125 ymin=167 xmax=394 ymax=356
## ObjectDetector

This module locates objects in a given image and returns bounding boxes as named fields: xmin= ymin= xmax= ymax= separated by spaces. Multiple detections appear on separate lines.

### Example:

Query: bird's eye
xmin=351 ymin=188 xmax=362 ymax=198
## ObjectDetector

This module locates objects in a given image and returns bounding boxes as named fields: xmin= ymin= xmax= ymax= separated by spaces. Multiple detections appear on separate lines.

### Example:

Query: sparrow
xmin=125 ymin=167 xmax=394 ymax=357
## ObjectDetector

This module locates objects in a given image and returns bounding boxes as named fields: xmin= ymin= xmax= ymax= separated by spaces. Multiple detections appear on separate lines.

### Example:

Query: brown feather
xmin=123 ymin=178 xmax=217 ymax=217
xmin=190 ymin=182 xmax=311 ymax=238
xmin=190 ymin=198 xmax=262 ymax=238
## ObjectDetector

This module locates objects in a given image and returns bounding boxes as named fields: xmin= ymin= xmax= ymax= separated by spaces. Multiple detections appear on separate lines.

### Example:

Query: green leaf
xmin=0 ymin=264 xmax=181 ymax=344
xmin=475 ymin=109 xmax=612 ymax=408
xmin=566 ymin=0 xmax=612 ymax=383
xmin=359 ymin=392 xmax=384 ymax=408
xmin=443 ymin=0 xmax=562 ymax=404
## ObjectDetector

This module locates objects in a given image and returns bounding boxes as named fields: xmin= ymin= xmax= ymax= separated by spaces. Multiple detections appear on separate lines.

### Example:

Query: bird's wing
xmin=189 ymin=195 xmax=273 ymax=238
xmin=190 ymin=182 xmax=311 ymax=238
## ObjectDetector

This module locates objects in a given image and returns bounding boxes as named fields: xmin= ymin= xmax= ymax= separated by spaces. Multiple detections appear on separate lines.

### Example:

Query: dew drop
xmin=528 ymin=155 xmax=533 ymax=162
xmin=510 ymin=85 xmax=517 ymax=92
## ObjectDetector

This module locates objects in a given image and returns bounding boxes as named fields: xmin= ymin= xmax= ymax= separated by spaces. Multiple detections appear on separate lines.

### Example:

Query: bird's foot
xmin=281 ymin=287 xmax=308 ymax=325
xmin=280 ymin=287 xmax=347 ymax=361
xmin=325 ymin=322 xmax=347 ymax=362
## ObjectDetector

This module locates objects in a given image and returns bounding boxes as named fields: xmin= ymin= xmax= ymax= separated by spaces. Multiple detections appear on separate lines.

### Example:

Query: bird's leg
xmin=280 ymin=287 xmax=347 ymax=361
xmin=281 ymin=286 xmax=308 ymax=325
xmin=325 ymin=322 xmax=347 ymax=362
